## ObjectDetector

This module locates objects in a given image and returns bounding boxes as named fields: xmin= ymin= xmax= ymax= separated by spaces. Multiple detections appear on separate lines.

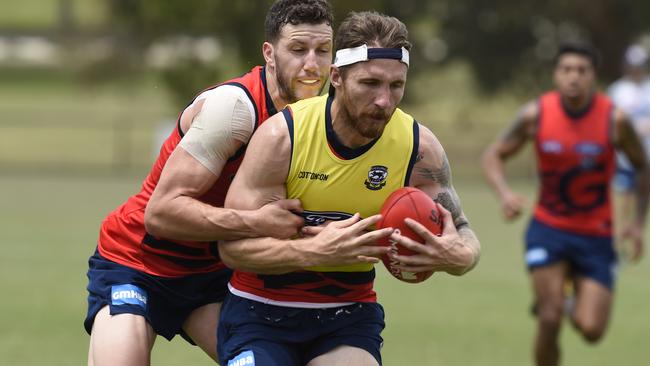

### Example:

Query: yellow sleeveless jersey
xmin=228 ymin=95 xmax=420 ymax=306
xmin=286 ymin=95 xmax=419 ymax=273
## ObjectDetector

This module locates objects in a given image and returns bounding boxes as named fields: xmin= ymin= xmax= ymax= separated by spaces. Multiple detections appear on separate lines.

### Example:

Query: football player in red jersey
xmin=84 ymin=1 xmax=386 ymax=365
xmin=482 ymin=42 xmax=650 ymax=366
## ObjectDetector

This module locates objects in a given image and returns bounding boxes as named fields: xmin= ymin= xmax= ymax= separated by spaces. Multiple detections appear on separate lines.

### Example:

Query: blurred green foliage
xmin=102 ymin=0 xmax=650 ymax=102
xmin=439 ymin=0 xmax=650 ymax=91
xmin=0 ymin=0 xmax=107 ymax=29
xmin=3 ymin=1 xmax=650 ymax=106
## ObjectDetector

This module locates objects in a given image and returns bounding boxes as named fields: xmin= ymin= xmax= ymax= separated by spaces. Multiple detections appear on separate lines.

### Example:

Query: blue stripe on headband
xmin=367 ymin=48 xmax=403 ymax=60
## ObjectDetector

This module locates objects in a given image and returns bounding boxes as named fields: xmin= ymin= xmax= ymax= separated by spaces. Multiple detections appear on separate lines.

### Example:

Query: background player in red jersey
xmin=482 ymin=42 xmax=650 ymax=366
xmin=82 ymin=1 xmax=386 ymax=365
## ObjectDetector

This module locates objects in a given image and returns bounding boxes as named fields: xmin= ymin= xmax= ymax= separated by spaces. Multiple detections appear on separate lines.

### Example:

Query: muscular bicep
xmin=225 ymin=112 xmax=292 ymax=210
xmin=145 ymin=145 xmax=226 ymax=237
xmin=153 ymin=146 xmax=223 ymax=202
xmin=153 ymin=85 xmax=253 ymax=201
xmin=491 ymin=101 xmax=538 ymax=158
xmin=409 ymin=125 xmax=469 ymax=228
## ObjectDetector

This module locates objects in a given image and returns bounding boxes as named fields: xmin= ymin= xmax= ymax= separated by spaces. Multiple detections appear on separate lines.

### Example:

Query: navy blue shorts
xmin=84 ymin=249 xmax=231 ymax=341
xmin=217 ymin=293 xmax=385 ymax=366
xmin=525 ymin=219 xmax=617 ymax=289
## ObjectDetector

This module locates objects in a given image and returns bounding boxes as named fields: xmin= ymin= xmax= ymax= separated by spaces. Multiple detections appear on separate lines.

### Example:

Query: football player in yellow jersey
xmin=218 ymin=11 xmax=481 ymax=366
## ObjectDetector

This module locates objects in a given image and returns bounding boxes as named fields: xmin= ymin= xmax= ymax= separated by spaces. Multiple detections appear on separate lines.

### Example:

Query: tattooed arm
xmin=388 ymin=124 xmax=481 ymax=276
xmin=612 ymin=108 xmax=650 ymax=261
xmin=481 ymin=101 xmax=538 ymax=220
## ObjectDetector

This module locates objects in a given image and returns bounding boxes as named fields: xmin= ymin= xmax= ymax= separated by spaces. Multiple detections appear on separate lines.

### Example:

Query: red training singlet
xmin=533 ymin=91 xmax=615 ymax=237
xmin=98 ymin=66 xmax=277 ymax=277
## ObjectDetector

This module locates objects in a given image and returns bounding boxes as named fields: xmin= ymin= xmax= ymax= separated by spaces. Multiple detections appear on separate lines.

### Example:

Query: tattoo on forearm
xmin=502 ymin=110 xmax=533 ymax=142
xmin=434 ymin=191 xmax=467 ymax=228
xmin=416 ymin=155 xmax=451 ymax=186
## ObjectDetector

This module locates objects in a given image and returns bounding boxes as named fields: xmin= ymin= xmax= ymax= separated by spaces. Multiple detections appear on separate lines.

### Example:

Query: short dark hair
xmin=555 ymin=41 xmax=599 ymax=68
xmin=335 ymin=11 xmax=412 ymax=52
xmin=264 ymin=0 xmax=333 ymax=43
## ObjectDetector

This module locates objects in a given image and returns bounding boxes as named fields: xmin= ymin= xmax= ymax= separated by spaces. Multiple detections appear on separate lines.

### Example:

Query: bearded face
xmin=268 ymin=23 xmax=332 ymax=104
xmin=334 ymin=59 xmax=408 ymax=140
xmin=339 ymin=88 xmax=392 ymax=139
xmin=274 ymin=59 xmax=297 ymax=103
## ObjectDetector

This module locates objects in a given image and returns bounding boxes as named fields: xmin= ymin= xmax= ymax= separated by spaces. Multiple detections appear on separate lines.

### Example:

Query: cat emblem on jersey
xmin=365 ymin=165 xmax=388 ymax=191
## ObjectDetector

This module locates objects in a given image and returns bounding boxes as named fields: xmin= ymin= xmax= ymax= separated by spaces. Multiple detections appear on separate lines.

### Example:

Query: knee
xmin=537 ymin=304 xmax=564 ymax=331
xmin=575 ymin=321 xmax=606 ymax=344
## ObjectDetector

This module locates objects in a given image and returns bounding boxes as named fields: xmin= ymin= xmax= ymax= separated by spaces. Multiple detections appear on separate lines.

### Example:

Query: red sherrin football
xmin=377 ymin=187 xmax=443 ymax=283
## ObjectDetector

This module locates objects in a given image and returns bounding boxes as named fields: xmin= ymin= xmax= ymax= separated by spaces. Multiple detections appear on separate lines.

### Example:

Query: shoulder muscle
xmin=179 ymin=85 xmax=256 ymax=175
xmin=225 ymin=111 xmax=292 ymax=209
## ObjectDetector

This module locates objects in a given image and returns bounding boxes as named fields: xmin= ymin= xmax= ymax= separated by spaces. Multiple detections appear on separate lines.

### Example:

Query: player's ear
xmin=263 ymin=42 xmax=275 ymax=67
xmin=330 ymin=65 xmax=342 ymax=88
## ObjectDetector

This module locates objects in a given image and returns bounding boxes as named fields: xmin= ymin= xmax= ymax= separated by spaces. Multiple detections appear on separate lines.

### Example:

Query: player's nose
xmin=303 ymin=50 xmax=319 ymax=72
xmin=373 ymin=86 xmax=391 ymax=109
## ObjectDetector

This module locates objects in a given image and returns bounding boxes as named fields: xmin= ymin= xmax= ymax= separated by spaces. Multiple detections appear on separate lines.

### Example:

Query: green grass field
xmin=1 ymin=174 xmax=648 ymax=366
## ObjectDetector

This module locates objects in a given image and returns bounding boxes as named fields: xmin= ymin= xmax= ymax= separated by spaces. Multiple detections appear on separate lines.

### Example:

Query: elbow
xmin=217 ymin=242 xmax=239 ymax=270
xmin=144 ymin=203 xmax=167 ymax=237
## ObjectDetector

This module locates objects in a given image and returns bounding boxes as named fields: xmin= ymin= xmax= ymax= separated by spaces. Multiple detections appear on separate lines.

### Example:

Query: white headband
xmin=334 ymin=44 xmax=410 ymax=68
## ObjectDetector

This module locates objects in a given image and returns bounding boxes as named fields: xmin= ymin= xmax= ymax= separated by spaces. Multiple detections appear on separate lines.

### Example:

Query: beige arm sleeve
xmin=179 ymin=85 xmax=256 ymax=175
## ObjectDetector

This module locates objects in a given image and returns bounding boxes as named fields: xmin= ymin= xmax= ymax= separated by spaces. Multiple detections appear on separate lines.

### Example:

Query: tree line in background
xmin=104 ymin=0 xmax=650 ymax=105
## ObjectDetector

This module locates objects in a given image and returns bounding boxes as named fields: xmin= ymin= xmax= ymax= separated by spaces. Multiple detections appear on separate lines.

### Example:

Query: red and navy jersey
xmin=98 ymin=66 xmax=278 ymax=277
xmin=533 ymin=91 xmax=615 ymax=237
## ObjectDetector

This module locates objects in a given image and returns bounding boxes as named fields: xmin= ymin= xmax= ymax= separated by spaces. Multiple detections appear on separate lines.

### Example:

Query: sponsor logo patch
xmin=301 ymin=210 xmax=354 ymax=226
xmin=525 ymin=248 xmax=549 ymax=265
xmin=297 ymin=170 xmax=330 ymax=181
xmin=228 ymin=350 xmax=255 ymax=366
xmin=575 ymin=142 xmax=605 ymax=169
xmin=111 ymin=284 xmax=148 ymax=308
xmin=574 ymin=142 xmax=604 ymax=156
xmin=541 ymin=140 xmax=563 ymax=153
xmin=364 ymin=165 xmax=388 ymax=191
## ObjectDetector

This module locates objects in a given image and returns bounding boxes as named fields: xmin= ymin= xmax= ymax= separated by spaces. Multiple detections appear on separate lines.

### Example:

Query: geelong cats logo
xmin=364 ymin=165 xmax=388 ymax=191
